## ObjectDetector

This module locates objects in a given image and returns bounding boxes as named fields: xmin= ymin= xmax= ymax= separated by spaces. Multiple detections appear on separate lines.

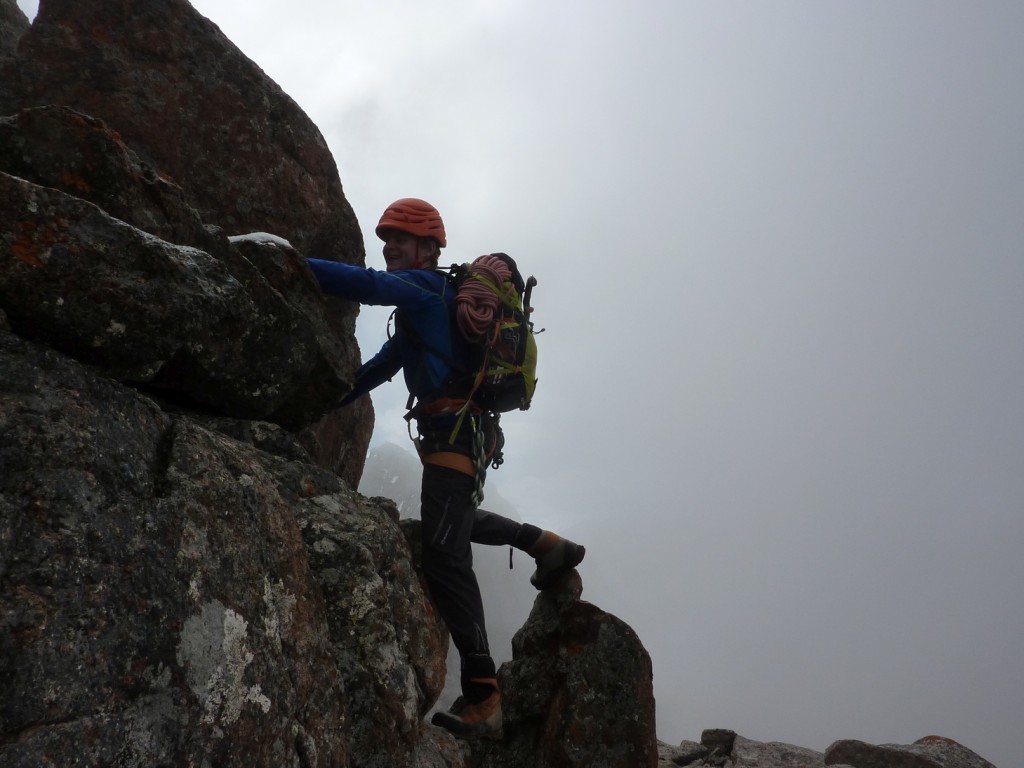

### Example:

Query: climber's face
xmin=380 ymin=229 xmax=437 ymax=272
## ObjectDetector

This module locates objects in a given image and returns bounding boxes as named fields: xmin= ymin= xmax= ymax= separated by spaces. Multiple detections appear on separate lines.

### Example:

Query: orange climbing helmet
xmin=375 ymin=198 xmax=447 ymax=248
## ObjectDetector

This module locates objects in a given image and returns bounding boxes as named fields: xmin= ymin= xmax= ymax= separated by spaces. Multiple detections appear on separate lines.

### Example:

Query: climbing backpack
xmin=449 ymin=252 xmax=539 ymax=413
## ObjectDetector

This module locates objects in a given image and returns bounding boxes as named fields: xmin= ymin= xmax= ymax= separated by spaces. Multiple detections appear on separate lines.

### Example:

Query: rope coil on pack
xmin=399 ymin=253 xmax=533 ymax=480
xmin=455 ymin=255 xmax=515 ymax=342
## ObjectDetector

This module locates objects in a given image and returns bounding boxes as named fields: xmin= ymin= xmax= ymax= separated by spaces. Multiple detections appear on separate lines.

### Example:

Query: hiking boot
xmin=430 ymin=678 xmax=503 ymax=741
xmin=528 ymin=531 xmax=586 ymax=590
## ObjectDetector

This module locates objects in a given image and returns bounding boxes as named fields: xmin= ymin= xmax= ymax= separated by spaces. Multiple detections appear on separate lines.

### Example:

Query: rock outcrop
xmin=0 ymin=0 xmax=362 ymax=264
xmin=0 ymin=2 xmax=657 ymax=767
xmin=0 ymin=131 xmax=350 ymax=432
xmin=1 ymin=328 xmax=350 ymax=766
xmin=0 ymin=0 xmax=371 ymax=487
xmin=473 ymin=572 xmax=658 ymax=768
xmin=0 ymin=0 xmax=28 ymax=62
xmin=655 ymin=730 xmax=998 ymax=768
xmin=825 ymin=735 xmax=998 ymax=768
xmin=0 ymin=313 xmax=649 ymax=766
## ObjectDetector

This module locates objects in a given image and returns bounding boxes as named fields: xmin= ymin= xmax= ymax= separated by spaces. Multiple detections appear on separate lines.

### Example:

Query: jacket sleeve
xmin=339 ymin=338 xmax=402 ymax=405
xmin=306 ymin=258 xmax=444 ymax=309
xmin=307 ymin=258 xmax=456 ymax=402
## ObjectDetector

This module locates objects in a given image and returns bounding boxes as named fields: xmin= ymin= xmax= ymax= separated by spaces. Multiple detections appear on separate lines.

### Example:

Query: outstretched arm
xmin=307 ymin=259 xmax=446 ymax=309
xmin=339 ymin=338 xmax=402 ymax=405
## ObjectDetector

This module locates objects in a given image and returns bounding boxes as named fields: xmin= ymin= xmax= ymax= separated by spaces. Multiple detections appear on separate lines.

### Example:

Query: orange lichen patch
xmin=61 ymin=170 xmax=94 ymax=194
xmin=12 ymin=235 xmax=44 ymax=267
xmin=90 ymin=24 xmax=116 ymax=45
xmin=108 ymin=128 xmax=128 ymax=148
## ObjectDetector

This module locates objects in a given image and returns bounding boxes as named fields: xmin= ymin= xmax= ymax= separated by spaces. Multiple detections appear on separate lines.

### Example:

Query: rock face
xmin=471 ymin=572 xmax=659 ymax=768
xmin=0 ymin=105 xmax=221 ymax=253
xmin=0 ymin=0 xmax=28 ymax=61
xmin=0 ymin=0 xmax=370 ymax=483
xmin=0 ymin=311 xmax=646 ymax=768
xmin=825 ymin=735 xmax=998 ymax=768
xmin=295 ymin=494 xmax=449 ymax=766
xmin=0 ymin=3 xmax=661 ymax=767
xmin=0 ymin=324 xmax=467 ymax=767
xmin=0 ymin=0 xmax=362 ymax=264
xmin=0 ymin=327 xmax=350 ymax=766
xmin=655 ymin=730 xmax=998 ymax=768
xmin=1 ymin=157 xmax=350 ymax=432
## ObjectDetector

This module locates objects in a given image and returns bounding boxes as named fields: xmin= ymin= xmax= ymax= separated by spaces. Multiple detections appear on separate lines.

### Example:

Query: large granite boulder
xmin=471 ymin=571 xmax=659 ymax=768
xmin=0 ymin=0 xmax=372 ymax=480
xmin=0 ymin=324 xmax=462 ymax=767
xmin=0 ymin=169 xmax=350 ymax=431
xmin=0 ymin=106 xmax=222 ymax=253
xmin=296 ymin=500 xmax=451 ymax=767
xmin=0 ymin=0 xmax=362 ymax=264
xmin=0 ymin=2 xmax=655 ymax=767
xmin=0 ymin=0 xmax=28 ymax=63
xmin=825 ymin=735 xmax=998 ymax=768
xmin=654 ymin=730 xmax=998 ymax=768
xmin=0 ymin=326 xmax=348 ymax=766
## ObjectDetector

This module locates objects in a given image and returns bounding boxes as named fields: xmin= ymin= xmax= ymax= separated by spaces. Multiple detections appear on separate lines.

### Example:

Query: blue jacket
xmin=306 ymin=259 xmax=465 ymax=405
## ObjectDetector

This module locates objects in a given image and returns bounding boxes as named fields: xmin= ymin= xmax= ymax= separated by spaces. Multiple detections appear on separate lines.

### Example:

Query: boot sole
xmin=531 ymin=543 xmax=586 ymax=590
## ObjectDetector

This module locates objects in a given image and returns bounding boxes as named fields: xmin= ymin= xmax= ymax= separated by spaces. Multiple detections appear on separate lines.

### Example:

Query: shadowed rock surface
xmin=0 ymin=0 xmax=370 ymax=483
xmin=0 ymin=170 xmax=350 ymax=431
xmin=654 ymin=730 xmax=997 ymax=768
xmin=825 ymin=735 xmax=997 ymax=768
xmin=0 ymin=0 xmax=28 ymax=62
xmin=471 ymin=572 xmax=658 ymax=768
xmin=0 ymin=327 xmax=350 ymax=766
xmin=0 ymin=0 xmax=362 ymax=264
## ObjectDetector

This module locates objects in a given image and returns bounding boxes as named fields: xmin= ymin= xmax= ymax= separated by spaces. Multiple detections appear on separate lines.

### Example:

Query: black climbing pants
xmin=416 ymin=414 xmax=542 ymax=661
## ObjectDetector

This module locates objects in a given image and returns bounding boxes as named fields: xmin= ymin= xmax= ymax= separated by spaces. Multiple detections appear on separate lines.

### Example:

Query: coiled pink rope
xmin=455 ymin=255 xmax=514 ymax=342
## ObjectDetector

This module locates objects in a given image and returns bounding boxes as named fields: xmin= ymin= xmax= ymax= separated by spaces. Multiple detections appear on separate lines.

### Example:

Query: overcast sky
xmin=16 ymin=1 xmax=1024 ymax=764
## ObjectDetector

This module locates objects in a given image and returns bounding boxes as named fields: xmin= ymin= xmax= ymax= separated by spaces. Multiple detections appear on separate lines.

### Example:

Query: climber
xmin=305 ymin=198 xmax=585 ymax=741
